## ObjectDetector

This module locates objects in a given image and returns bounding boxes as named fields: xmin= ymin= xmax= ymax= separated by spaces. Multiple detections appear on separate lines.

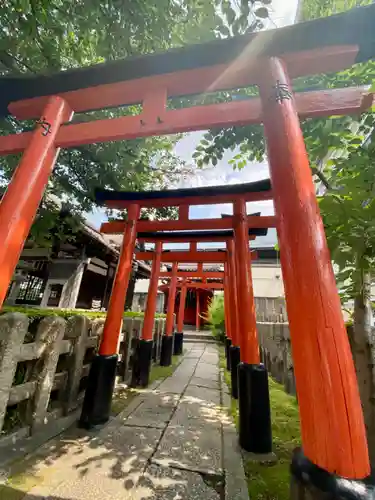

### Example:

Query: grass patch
xmin=111 ymin=387 xmax=138 ymax=415
xmin=149 ymin=354 xmax=182 ymax=384
xmin=219 ymin=346 xmax=301 ymax=500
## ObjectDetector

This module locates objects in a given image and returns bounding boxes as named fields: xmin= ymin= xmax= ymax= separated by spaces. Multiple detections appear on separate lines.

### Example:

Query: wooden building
xmin=6 ymin=221 xmax=150 ymax=310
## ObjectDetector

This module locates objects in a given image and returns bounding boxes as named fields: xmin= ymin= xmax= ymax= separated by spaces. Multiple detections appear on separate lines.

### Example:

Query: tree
xmin=0 ymin=0 xmax=271 ymax=243
xmin=193 ymin=0 xmax=375 ymax=463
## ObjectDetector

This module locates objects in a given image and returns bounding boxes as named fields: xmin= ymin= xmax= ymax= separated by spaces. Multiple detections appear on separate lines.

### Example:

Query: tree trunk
xmin=351 ymin=272 xmax=375 ymax=466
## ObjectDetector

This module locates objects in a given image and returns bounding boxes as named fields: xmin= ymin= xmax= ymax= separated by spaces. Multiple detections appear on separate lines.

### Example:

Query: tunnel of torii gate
xmin=0 ymin=5 xmax=374 ymax=493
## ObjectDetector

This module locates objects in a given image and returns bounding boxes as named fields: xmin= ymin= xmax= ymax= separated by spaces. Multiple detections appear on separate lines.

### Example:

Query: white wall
xmin=252 ymin=264 xmax=284 ymax=298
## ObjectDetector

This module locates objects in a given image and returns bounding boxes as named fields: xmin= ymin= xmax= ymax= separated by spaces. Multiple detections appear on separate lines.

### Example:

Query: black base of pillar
xmin=291 ymin=448 xmax=374 ymax=500
xmin=79 ymin=354 xmax=118 ymax=429
xmin=173 ymin=332 xmax=184 ymax=355
xmin=160 ymin=335 xmax=173 ymax=366
xmin=131 ymin=339 xmax=153 ymax=387
xmin=229 ymin=345 xmax=240 ymax=399
xmin=238 ymin=362 xmax=272 ymax=453
xmin=225 ymin=337 xmax=232 ymax=370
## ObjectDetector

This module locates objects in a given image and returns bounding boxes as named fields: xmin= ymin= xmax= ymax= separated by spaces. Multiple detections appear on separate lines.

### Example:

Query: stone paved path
xmin=4 ymin=341 xmax=248 ymax=500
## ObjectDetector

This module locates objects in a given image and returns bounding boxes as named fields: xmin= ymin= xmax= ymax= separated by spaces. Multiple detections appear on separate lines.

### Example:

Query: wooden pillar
xmin=80 ymin=203 xmax=140 ymax=427
xmin=165 ymin=262 xmax=178 ymax=336
xmin=160 ymin=262 xmax=178 ymax=366
xmin=223 ymin=262 xmax=232 ymax=371
xmin=0 ymin=96 xmax=72 ymax=308
xmin=99 ymin=203 xmax=140 ymax=356
xmin=174 ymin=277 xmax=187 ymax=356
xmin=227 ymin=240 xmax=239 ymax=347
xmin=131 ymin=241 xmax=162 ymax=387
xmin=177 ymin=279 xmax=187 ymax=333
xmin=196 ymin=290 xmax=200 ymax=331
xmin=259 ymin=56 xmax=369 ymax=478
xmin=233 ymin=198 xmax=259 ymax=364
xmin=223 ymin=263 xmax=231 ymax=340
xmin=226 ymin=239 xmax=240 ymax=398
xmin=142 ymin=242 xmax=162 ymax=341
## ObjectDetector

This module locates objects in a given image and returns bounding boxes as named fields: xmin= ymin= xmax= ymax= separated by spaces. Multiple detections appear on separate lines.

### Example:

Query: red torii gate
xmin=0 ymin=5 xmax=373 ymax=491
xmin=136 ymin=228 xmax=262 ymax=395
xmin=134 ymin=246 xmax=231 ymax=370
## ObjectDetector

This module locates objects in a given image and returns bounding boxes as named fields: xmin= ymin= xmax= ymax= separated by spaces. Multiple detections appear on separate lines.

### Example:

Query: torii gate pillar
xmin=233 ymin=199 xmax=272 ymax=455
xmin=160 ymin=262 xmax=178 ymax=366
xmin=175 ymin=278 xmax=187 ymax=355
xmin=131 ymin=242 xmax=163 ymax=387
xmin=223 ymin=263 xmax=232 ymax=371
xmin=259 ymin=57 xmax=369 ymax=481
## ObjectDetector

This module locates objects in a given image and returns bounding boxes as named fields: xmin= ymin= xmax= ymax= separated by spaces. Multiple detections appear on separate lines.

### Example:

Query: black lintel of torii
xmin=0 ymin=4 xmax=375 ymax=117
xmin=95 ymin=179 xmax=272 ymax=206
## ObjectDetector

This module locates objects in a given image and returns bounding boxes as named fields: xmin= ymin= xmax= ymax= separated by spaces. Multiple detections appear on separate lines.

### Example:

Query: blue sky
xmin=87 ymin=0 xmax=299 ymax=249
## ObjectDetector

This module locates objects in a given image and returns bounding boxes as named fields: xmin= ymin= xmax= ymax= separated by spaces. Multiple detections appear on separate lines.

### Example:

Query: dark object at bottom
xmin=160 ymin=335 xmax=173 ymax=366
xmin=225 ymin=337 xmax=232 ymax=370
xmin=131 ymin=339 xmax=153 ymax=387
xmin=173 ymin=331 xmax=184 ymax=355
xmin=290 ymin=447 xmax=375 ymax=500
xmin=229 ymin=345 xmax=240 ymax=399
xmin=238 ymin=362 xmax=272 ymax=453
xmin=79 ymin=354 xmax=118 ymax=429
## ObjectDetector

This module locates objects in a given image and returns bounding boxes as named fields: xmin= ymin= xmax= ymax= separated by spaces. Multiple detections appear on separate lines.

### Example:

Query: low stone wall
xmin=255 ymin=297 xmax=288 ymax=323
xmin=0 ymin=312 xmax=165 ymax=450
xmin=257 ymin=321 xmax=296 ymax=395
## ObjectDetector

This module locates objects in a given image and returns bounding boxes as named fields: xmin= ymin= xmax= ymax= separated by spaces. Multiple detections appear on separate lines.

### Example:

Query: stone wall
xmin=0 ymin=312 xmax=165 ymax=451
xmin=257 ymin=321 xmax=296 ymax=395
xmin=255 ymin=297 xmax=288 ymax=323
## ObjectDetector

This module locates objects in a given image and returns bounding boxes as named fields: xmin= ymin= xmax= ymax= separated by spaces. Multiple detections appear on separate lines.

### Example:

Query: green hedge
xmin=204 ymin=294 xmax=225 ymax=342
xmin=1 ymin=305 xmax=166 ymax=321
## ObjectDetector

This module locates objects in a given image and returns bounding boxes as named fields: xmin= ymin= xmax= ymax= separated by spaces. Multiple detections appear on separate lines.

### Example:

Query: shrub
xmin=203 ymin=294 xmax=225 ymax=342
xmin=0 ymin=305 xmax=166 ymax=324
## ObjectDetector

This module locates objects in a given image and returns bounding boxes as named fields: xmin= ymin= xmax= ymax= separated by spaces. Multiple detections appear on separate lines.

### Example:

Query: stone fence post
xmin=0 ymin=312 xmax=163 ymax=449
xmin=0 ymin=313 xmax=29 ymax=432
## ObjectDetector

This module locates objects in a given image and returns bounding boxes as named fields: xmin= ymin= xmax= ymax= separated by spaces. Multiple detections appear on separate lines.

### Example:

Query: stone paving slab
xmin=122 ymin=393 xmax=179 ymax=429
xmin=26 ymin=426 xmax=163 ymax=499
xmin=156 ymin=376 xmax=190 ymax=394
xmin=194 ymin=366 xmax=219 ymax=381
xmin=153 ymin=423 xmax=222 ymax=475
xmin=135 ymin=463 xmax=221 ymax=499
xmin=184 ymin=385 xmax=221 ymax=406
xmin=200 ymin=353 xmax=219 ymax=365
xmin=190 ymin=376 xmax=220 ymax=390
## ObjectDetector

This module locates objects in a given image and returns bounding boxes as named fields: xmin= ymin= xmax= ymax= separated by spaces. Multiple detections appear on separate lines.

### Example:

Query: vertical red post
xmin=223 ymin=262 xmax=232 ymax=371
xmin=177 ymin=279 xmax=187 ymax=333
xmin=99 ymin=203 xmax=140 ymax=355
xmin=259 ymin=57 xmax=369 ymax=478
xmin=174 ymin=277 xmax=187 ymax=355
xmin=142 ymin=241 xmax=162 ymax=341
xmin=132 ymin=242 xmax=161 ymax=387
xmin=161 ymin=261 xmax=178 ymax=366
xmin=227 ymin=239 xmax=241 ymax=398
xmin=0 ymin=96 xmax=72 ymax=307
xmin=165 ymin=262 xmax=178 ymax=336
xmin=196 ymin=290 xmax=200 ymax=331
xmin=227 ymin=240 xmax=239 ymax=347
xmin=81 ymin=203 xmax=141 ymax=427
xmin=233 ymin=198 xmax=259 ymax=364
xmin=223 ymin=263 xmax=231 ymax=340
